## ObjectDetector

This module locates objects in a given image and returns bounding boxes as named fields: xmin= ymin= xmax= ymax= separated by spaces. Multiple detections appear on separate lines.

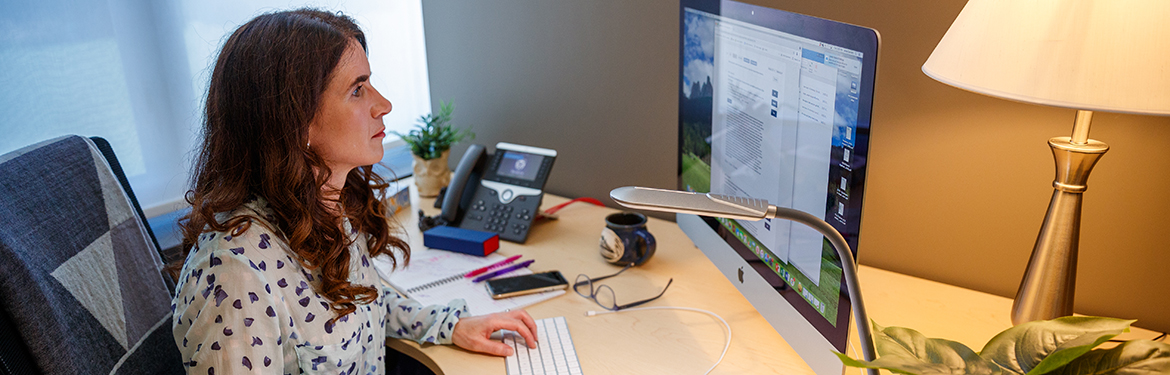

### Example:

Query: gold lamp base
xmin=1011 ymin=134 xmax=1108 ymax=325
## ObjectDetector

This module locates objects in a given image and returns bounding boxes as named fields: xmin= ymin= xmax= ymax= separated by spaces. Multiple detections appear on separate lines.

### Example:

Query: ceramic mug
xmin=599 ymin=212 xmax=657 ymax=266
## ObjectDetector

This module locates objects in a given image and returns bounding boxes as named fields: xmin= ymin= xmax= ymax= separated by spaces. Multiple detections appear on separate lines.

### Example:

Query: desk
xmin=386 ymin=188 xmax=1161 ymax=374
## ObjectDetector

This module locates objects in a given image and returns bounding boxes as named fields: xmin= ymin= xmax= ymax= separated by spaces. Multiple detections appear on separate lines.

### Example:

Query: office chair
xmin=0 ymin=136 xmax=183 ymax=374
xmin=87 ymin=137 xmax=176 ymax=293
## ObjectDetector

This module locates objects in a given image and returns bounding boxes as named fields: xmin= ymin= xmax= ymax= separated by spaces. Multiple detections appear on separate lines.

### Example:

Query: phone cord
xmin=542 ymin=197 xmax=605 ymax=216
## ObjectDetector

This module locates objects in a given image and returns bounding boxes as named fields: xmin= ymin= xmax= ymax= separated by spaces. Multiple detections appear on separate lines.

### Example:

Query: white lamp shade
xmin=923 ymin=0 xmax=1170 ymax=116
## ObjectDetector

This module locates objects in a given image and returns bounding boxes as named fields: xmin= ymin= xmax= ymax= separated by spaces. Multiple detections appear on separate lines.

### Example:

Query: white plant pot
xmin=413 ymin=150 xmax=450 ymax=197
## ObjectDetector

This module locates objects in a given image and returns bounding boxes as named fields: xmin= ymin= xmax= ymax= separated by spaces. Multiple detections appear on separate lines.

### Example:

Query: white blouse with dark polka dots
xmin=171 ymin=197 xmax=467 ymax=374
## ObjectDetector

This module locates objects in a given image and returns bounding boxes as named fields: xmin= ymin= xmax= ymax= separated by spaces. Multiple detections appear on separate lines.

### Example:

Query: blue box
xmin=423 ymin=226 xmax=499 ymax=256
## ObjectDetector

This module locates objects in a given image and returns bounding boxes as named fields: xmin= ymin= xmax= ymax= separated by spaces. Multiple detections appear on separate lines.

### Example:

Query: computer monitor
xmin=677 ymin=1 xmax=878 ymax=374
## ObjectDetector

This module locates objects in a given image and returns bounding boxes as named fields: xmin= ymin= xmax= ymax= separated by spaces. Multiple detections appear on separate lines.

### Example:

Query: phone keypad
xmin=483 ymin=203 xmax=512 ymax=232
xmin=459 ymin=188 xmax=542 ymax=243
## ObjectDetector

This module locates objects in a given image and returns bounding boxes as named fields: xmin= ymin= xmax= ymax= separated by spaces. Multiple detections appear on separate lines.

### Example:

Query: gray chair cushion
xmin=0 ymin=135 xmax=182 ymax=374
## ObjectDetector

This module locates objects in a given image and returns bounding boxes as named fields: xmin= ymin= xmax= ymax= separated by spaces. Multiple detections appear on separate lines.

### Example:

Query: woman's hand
xmin=451 ymin=310 xmax=538 ymax=356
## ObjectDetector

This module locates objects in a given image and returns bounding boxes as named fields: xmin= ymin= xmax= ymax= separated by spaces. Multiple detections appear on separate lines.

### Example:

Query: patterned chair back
xmin=0 ymin=136 xmax=182 ymax=374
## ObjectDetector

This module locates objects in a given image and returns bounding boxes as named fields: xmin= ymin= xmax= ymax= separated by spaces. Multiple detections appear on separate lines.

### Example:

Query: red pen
xmin=465 ymin=255 xmax=523 ymax=278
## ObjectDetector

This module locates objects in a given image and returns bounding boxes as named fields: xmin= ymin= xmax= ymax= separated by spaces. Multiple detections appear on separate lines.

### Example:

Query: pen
xmin=465 ymin=255 xmax=523 ymax=278
xmin=473 ymin=260 xmax=535 ymax=283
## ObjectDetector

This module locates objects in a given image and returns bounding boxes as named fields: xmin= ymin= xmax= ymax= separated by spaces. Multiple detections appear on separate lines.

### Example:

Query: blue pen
xmin=473 ymin=260 xmax=535 ymax=283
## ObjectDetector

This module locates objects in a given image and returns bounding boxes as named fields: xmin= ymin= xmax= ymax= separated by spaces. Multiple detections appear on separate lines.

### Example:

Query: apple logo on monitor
xmin=737 ymin=267 xmax=744 ymax=283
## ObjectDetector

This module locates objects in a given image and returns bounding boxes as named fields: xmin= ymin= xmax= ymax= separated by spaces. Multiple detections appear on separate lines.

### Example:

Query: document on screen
xmin=708 ymin=23 xmax=834 ymax=284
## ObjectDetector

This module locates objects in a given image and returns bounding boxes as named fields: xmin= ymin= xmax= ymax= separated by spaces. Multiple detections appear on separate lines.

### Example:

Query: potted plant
xmin=838 ymin=316 xmax=1169 ymax=375
xmin=395 ymin=100 xmax=473 ymax=197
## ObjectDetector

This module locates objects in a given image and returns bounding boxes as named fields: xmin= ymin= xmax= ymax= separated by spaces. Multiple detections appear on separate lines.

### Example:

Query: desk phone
xmin=439 ymin=142 xmax=557 ymax=243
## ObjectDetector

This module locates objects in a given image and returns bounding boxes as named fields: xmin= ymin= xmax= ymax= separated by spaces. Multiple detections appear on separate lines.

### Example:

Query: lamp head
xmin=609 ymin=186 xmax=773 ymax=221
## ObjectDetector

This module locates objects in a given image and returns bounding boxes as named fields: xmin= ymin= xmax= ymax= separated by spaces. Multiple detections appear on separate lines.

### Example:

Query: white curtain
xmin=0 ymin=0 xmax=430 ymax=217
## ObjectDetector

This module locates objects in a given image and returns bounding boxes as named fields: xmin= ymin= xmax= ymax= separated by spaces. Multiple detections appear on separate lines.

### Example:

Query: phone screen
xmin=486 ymin=271 xmax=567 ymax=297
xmin=495 ymin=151 xmax=545 ymax=181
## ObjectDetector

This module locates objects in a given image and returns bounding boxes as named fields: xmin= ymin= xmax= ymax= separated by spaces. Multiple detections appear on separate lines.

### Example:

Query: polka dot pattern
xmin=172 ymin=197 xmax=467 ymax=374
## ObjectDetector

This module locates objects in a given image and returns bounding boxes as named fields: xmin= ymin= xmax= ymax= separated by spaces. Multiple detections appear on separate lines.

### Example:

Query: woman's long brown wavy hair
xmin=175 ymin=9 xmax=408 ymax=321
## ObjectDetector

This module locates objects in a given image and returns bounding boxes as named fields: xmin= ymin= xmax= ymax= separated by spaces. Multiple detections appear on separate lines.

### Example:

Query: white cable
xmin=586 ymin=306 xmax=731 ymax=375
xmin=847 ymin=338 xmax=865 ymax=375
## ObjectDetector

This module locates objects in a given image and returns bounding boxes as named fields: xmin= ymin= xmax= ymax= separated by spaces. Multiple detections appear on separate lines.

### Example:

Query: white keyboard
xmin=500 ymin=316 xmax=583 ymax=375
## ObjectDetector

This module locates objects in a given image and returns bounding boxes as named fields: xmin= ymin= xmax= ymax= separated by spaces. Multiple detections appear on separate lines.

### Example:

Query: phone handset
xmin=440 ymin=144 xmax=487 ymax=224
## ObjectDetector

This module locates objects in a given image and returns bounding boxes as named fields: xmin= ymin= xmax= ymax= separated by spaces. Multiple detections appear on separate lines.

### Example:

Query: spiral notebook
xmin=372 ymin=250 xmax=565 ymax=315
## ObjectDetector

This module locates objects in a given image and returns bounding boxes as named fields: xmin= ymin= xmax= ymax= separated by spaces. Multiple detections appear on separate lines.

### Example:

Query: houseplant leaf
xmin=1046 ymin=339 xmax=1170 ymax=375
xmin=834 ymin=322 xmax=1005 ymax=375
xmin=393 ymin=100 xmax=473 ymax=160
xmin=979 ymin=316 xmax=1134 ymax=375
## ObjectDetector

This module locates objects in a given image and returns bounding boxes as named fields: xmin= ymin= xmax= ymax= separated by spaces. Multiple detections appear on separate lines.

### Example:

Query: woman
xmin=171 ymin=9 xmax=537 ymax=374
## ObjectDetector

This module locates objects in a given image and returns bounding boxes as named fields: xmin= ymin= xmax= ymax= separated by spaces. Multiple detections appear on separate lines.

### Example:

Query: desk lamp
xmin=609 ymin=186 xmax=878 ymax=375
xmin=922 ymin=1 xmax=1170 ymax=324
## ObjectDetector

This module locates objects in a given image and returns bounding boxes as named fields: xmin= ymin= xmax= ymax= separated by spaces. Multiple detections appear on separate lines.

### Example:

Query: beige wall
xmin=421 ymin=0 xmax=1170 ymax=333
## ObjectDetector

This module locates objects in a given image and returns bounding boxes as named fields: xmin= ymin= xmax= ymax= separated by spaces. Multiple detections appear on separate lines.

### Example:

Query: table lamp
xmin=922 ymin=0 xmax=1170 ymax=324
xmin=609 ymin=186 xmax=879 ymax=375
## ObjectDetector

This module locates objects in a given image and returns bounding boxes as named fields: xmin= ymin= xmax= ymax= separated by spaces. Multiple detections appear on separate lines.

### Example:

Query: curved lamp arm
xmin=610 ymin=186 xmax=877 ymax=374
xmin=769 ymin=205 xmax=877 ymax=369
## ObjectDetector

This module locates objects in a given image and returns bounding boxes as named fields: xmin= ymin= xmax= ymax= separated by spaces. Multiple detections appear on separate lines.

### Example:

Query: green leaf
xmin=979 ymin=317 xmax=1135 ymax=375
xmin=837 ymin=322 xmax=1005 ymax=375
xmin=1046 ymin=340 xmax=1170 ymax=375
xmin=391 ymin=99 xmax=475 ymax=160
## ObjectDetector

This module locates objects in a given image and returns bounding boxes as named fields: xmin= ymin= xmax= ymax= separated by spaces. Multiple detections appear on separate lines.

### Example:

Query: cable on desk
xmin=586 ymin=306 xmax=731 ymax=375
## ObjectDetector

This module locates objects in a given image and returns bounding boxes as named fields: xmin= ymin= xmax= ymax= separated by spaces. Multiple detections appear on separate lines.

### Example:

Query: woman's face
xmin=308 ymin=40 xmax=392 ymax=181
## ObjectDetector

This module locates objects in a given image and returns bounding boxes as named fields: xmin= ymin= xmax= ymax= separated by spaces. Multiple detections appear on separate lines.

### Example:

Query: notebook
xmin=372 ymin=250 xmax=565 ymax=315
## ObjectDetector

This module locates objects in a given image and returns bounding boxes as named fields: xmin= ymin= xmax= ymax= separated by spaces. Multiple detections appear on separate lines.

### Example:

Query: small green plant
xmin=395 ymin=100 xmax=474 ymax=160
xmin=838 ymin=316 xmax=1170 ymax=375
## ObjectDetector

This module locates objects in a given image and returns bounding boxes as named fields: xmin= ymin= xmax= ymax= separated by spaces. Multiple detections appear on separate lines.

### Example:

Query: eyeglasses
xmin=573 ymin=265 xmax=672 ymax=311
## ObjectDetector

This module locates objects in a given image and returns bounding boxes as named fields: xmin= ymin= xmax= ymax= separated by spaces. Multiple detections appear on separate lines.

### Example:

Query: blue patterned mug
xmin=599 ymin=212 xmax=656 ymax=266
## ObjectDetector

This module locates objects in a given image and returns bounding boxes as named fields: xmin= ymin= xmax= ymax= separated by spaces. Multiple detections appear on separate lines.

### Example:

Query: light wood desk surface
xmin=386 ymin=187 xmax=1161 ymax=374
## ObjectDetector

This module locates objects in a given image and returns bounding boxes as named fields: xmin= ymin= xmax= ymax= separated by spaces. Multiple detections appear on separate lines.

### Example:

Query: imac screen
xmin=677 ymin=0 xmax=878 ymax=361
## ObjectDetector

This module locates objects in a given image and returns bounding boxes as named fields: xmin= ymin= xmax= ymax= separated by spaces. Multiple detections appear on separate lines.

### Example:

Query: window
xmin=0 ymin=0 xmax=429 ymax=218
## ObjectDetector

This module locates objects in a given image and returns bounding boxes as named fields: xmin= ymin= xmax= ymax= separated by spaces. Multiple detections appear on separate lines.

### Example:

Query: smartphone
xmin=485 ymin=271 xmax=569 ymax=299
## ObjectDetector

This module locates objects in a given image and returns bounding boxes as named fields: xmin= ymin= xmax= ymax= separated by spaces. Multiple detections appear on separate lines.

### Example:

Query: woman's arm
xmin=382 ymin=288 xmax=467 ymax=345
xmin=381 ymin=288 xmax=538 ymax=356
